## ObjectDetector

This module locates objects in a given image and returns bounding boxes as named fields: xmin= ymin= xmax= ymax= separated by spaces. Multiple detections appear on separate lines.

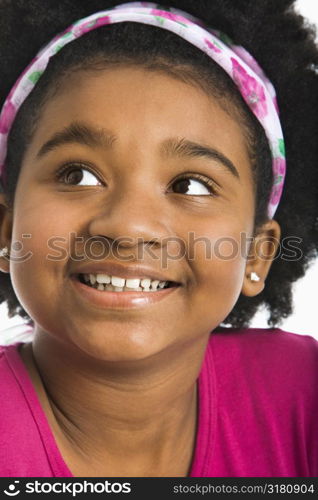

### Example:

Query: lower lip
xmin=70 ymin=277 xmax=180 ymax=309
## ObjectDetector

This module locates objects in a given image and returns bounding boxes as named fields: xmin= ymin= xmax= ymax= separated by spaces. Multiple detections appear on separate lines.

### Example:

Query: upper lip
xmin=70 ymin=261 xmax=181 ymax=284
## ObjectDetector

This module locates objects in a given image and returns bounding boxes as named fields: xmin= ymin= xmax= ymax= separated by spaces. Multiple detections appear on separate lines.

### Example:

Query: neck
xmin=22 ymin=330 xmax=209 ymax=477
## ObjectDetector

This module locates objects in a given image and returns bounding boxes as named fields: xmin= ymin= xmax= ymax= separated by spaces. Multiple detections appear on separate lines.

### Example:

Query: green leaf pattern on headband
xmin=28 ymin=71 xmax=43 ymax=84
xmin=279 ymin=138 xmax=285 ymax=157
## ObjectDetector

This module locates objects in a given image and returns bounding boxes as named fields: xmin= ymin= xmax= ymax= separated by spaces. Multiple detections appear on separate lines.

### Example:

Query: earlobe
xmin=0 ymin=245 xmax=10 ymax=273
xmin=249 ymin=271 xmax=260 ymax=282
xmin=241 ymin=219 xmax=281 ymax=298
xmin=0 ymin=247 xmax=9 ymax=258
xmin=242 ymin=270 xmax=265 ymax=297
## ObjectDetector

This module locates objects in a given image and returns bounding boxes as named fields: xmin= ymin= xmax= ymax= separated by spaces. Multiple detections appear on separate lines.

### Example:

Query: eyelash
xmin=55 ymin=163 xmax=219 ymax=196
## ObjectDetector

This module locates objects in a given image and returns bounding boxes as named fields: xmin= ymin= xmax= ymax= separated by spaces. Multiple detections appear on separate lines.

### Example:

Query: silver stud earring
xmin=0 ymin=246 xmax=9 ymax=258
xmin=249 ymin=271 xmax=260 ymax=282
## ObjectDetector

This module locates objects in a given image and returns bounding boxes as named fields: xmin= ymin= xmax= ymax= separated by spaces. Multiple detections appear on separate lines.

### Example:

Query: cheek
xmin=8 ymin=201 xmax=74 ymax=315
xmin=187 ymin=220 xmax=250 ymax=316
xmin=191 ymin=238 xmax=246 ymax=292
xmin=11 ymin=197 xmax=79 ymax=258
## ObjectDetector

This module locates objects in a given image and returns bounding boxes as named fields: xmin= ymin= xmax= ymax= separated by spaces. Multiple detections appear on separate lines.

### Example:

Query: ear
xmin=0 ymin=192 xmax=13 ymax=274
xmin=241 ymin=219 xmax=281 ymax=297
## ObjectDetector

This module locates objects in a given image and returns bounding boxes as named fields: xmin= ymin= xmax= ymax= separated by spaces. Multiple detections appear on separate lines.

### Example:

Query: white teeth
xmin=140 ymin=278 xmax=151 ymax=288
xmin=89 ymin=274 xmax=96 ymax=285
xmin=83 ymin=273 xmax=170 ymax=291
xmin=96 ymin=273 xmax=111 ymax=284
xmin=111 ymin=276 xmax=126 ymax=287
xmin=151 ymin=280 xmax=160 ymax=290
xmin=125 ymin=278 xmax=141 ymax=289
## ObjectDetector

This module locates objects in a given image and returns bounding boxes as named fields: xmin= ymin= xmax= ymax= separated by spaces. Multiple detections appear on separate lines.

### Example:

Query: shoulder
xmin=209 ymin=327 xmax=318 ymax=396
xmin=211 ymin=326 xmax=318 ymax=362
xmin=0 ymin=343 xmax=28 ymax=404
xmin=0 ymin=343 xmax=20 ymax=377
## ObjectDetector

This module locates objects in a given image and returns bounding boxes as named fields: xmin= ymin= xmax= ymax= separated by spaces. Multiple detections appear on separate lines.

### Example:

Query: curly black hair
xmin=0 ymin=0 xmax=317 ymax=330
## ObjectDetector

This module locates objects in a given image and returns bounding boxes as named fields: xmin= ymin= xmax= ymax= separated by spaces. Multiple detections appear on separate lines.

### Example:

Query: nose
xmin=87 ymin=183 xmax=174 ymax=252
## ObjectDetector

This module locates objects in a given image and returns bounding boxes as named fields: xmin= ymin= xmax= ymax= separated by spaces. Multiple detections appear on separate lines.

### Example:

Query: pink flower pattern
xmin=267 ymin=157 xmax=286 ymax=210
xmin=204 ymin=38 xmax=221 ymax=54
xmin=231 ymin=58 xmax=268 ymax=119
xmin=150 ymin=9 xmax=191 ymax=25
xmin=273 ymin=157 xmax=286 ymax=177
xmin=73 ymin=16 xmax=111 ymax=37
xmin=231 ymin=46 xmax=264 ymax=78
xmin=270 ymin=181 xmax=284 ymax=207
xmin=0 ymin=101 xmax=16 ymax=134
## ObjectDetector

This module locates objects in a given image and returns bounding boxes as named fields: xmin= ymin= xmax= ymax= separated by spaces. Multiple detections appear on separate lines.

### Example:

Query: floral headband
xmin=0 ymin=1 xmax=286 ymax=218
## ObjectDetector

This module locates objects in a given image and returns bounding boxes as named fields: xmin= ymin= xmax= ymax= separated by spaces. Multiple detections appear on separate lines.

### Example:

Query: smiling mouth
xmin=75 ymin=273 xmax=179 ymax=293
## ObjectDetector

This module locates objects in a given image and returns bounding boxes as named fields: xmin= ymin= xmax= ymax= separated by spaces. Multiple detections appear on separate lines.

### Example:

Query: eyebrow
xmin=161 ymin=138 xmax=240 ymax=181
xmin=36 ymin=122 xmax=117 ymax=159
xmin=36 ymin=121 xmax=240 ymax=181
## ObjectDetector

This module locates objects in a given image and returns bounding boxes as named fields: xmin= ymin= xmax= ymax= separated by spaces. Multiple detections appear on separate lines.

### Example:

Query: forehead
xmin=23 ymin=66 xmax=253 ymax=185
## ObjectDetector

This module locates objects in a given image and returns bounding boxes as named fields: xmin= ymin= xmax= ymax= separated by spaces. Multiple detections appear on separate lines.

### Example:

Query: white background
xmin=0 ymin=0 xmax=317 ymax=341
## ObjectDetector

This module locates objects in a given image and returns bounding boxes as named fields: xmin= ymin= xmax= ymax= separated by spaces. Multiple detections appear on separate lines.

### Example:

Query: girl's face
xmin=9 ymin=66 xmax=256 ymax=361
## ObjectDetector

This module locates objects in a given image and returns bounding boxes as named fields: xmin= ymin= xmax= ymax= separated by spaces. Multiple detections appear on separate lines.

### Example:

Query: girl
xmin=0 ymin=0 xmax=317 ymax=477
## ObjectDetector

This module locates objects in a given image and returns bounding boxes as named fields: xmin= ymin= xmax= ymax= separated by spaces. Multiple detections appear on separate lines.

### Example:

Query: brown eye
xmin=64 ymin=168 xmax=83 ymax=185
xmin=172 ymin=176 xmax=216 ymax=196
xmin=174 ymin=178 xmax=192 ymax=194
xmin=57 ymin=165 xmax=102 ymax=186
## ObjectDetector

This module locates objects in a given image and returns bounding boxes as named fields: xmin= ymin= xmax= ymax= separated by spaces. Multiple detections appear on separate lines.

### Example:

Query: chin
xmin=72 ymin=327 xmax=168 ymax=364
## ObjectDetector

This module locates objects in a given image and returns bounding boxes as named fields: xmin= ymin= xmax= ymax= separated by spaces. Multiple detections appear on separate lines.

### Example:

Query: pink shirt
xmin=0 ymin=327 xmax=317 ymax=477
